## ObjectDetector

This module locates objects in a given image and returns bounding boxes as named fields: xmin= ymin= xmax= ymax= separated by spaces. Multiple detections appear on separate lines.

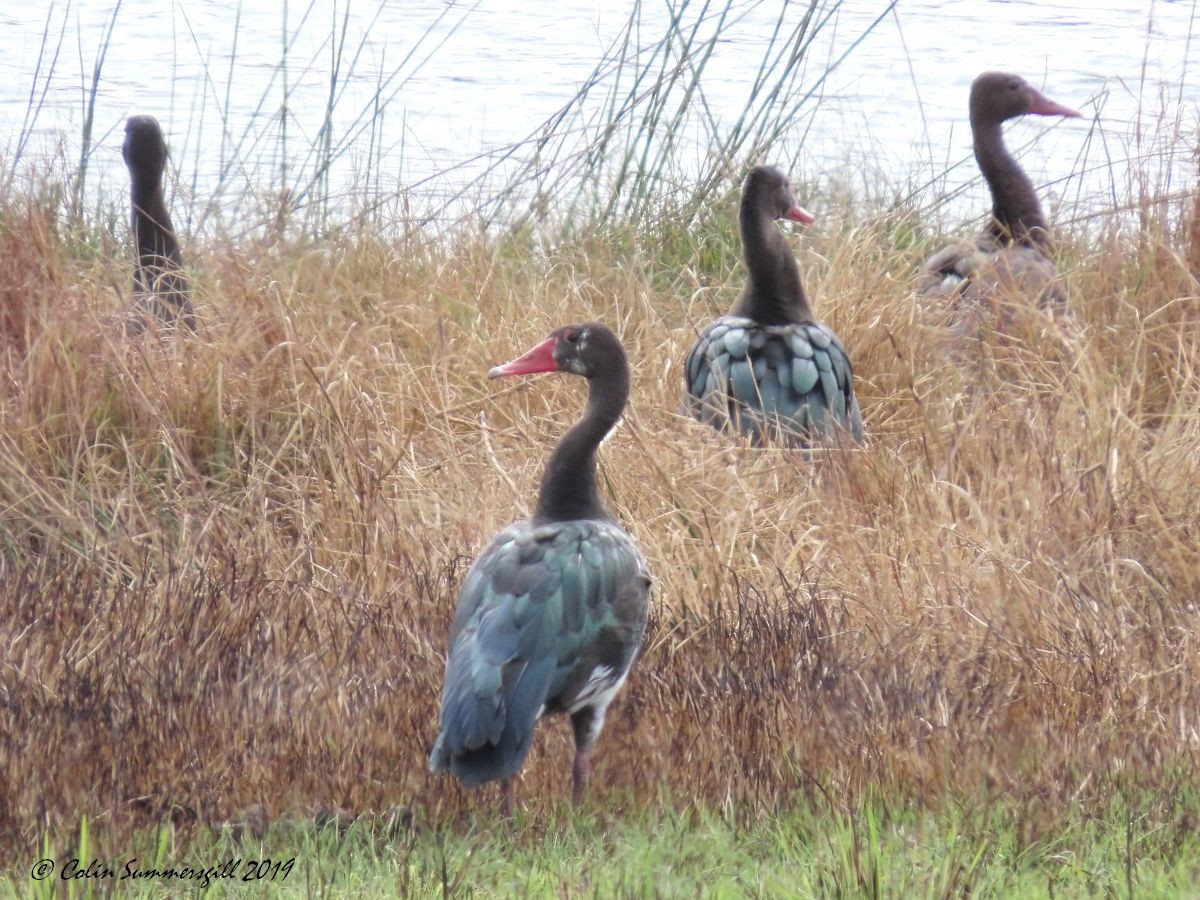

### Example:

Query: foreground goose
xmin=430 ymin=323 xmax=651 ymax=813
xmin=684 ymin=165 xmax=863 ymax=446
xmin=123 ymin=115 xmax=195 ymax=331
xmin=919 ymin=72 xmax=1081 ymax=314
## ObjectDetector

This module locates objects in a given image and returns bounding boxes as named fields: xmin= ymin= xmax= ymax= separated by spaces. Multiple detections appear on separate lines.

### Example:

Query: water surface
xmin=2 ymin=1 xmax=1196 ymax=227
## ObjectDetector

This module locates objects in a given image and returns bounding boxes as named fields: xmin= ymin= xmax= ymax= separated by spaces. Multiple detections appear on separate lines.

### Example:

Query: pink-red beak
xmin=488 ymin=335 xmax=560 ymax=379
xmin=784 ymin=205 xmax=815 ymax=225
xmin=1026 ymin=90 xmax=1081 ymax=119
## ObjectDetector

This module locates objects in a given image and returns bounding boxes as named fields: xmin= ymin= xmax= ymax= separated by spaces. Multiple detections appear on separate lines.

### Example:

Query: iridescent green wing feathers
xmin=430 ymin=519 xmax=650 ymax=787
xmin=684 ymin=316 xmax=864 ymax=446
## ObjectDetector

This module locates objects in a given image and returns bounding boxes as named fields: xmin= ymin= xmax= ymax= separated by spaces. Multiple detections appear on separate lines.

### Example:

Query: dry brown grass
xmin=1 ymin=181 xmax=1198 ymax=853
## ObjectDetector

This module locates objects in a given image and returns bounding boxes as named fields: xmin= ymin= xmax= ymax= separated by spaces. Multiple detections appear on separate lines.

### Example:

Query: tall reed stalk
xmin=70 ymin=0 xmax=122 ymax=221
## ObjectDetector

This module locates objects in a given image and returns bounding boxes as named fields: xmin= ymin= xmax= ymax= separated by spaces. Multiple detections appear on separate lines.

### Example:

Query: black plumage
xmin=683 ymin=165 xmax=864 ymax=446
xmin=430 ymin=324 xmax=651 ymax=813
xmin=123 ymin=115 xmax=195 ymax=332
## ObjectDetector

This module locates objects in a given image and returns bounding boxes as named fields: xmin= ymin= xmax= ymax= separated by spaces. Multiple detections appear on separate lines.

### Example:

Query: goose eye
xmin=1008 ymin=80 xmax=1020 ymax=91
xmin=565 ymin=331 xmax=580 ymax=344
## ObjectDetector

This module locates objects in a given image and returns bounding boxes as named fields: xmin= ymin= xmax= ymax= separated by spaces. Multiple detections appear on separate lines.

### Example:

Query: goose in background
xmin=918 ymin=72 xmax=1081 ymax=323
xmin=123 ymin=115 xmax=195 ymax=332
xmin=684 ymin=165 xmax=863 ymax=447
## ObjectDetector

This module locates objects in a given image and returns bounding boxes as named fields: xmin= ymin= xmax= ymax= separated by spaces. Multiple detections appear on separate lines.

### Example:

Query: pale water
xmin=2 ymin=1 xmax=1197 ymax=229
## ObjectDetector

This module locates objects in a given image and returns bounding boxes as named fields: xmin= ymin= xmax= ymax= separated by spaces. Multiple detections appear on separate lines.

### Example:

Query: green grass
xmin=7 ymin=793 xmax=1200 ymax=898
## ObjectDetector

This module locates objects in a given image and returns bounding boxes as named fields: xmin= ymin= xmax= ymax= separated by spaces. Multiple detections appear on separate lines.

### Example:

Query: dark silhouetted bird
xmin=123 ymin=115 xmax=195 ymax=331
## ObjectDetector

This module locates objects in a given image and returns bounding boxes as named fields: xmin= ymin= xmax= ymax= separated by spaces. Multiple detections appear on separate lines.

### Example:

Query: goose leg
xmin=570 ymin=706 xmax=603 ymax=807
xmin=500 ymin=777 xmax=515 ymax=820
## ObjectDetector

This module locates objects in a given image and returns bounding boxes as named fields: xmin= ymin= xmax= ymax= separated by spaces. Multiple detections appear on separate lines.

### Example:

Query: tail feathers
xmin=430 ymin=656 xmax=555 ymax=787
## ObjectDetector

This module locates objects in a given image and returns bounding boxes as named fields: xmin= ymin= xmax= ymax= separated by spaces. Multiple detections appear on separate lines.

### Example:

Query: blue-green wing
xmin=803 ymin=323 xmax=864 ymax=444
xmin=430 ymin=520 xmax=650 ymax=787
xmin=684 ymin=317 xmax=863 ymax=446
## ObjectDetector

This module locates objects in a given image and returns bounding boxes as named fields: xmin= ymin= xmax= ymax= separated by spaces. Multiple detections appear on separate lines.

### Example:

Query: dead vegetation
xmin=0 ymin=178 xmax=1198 ymax=855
